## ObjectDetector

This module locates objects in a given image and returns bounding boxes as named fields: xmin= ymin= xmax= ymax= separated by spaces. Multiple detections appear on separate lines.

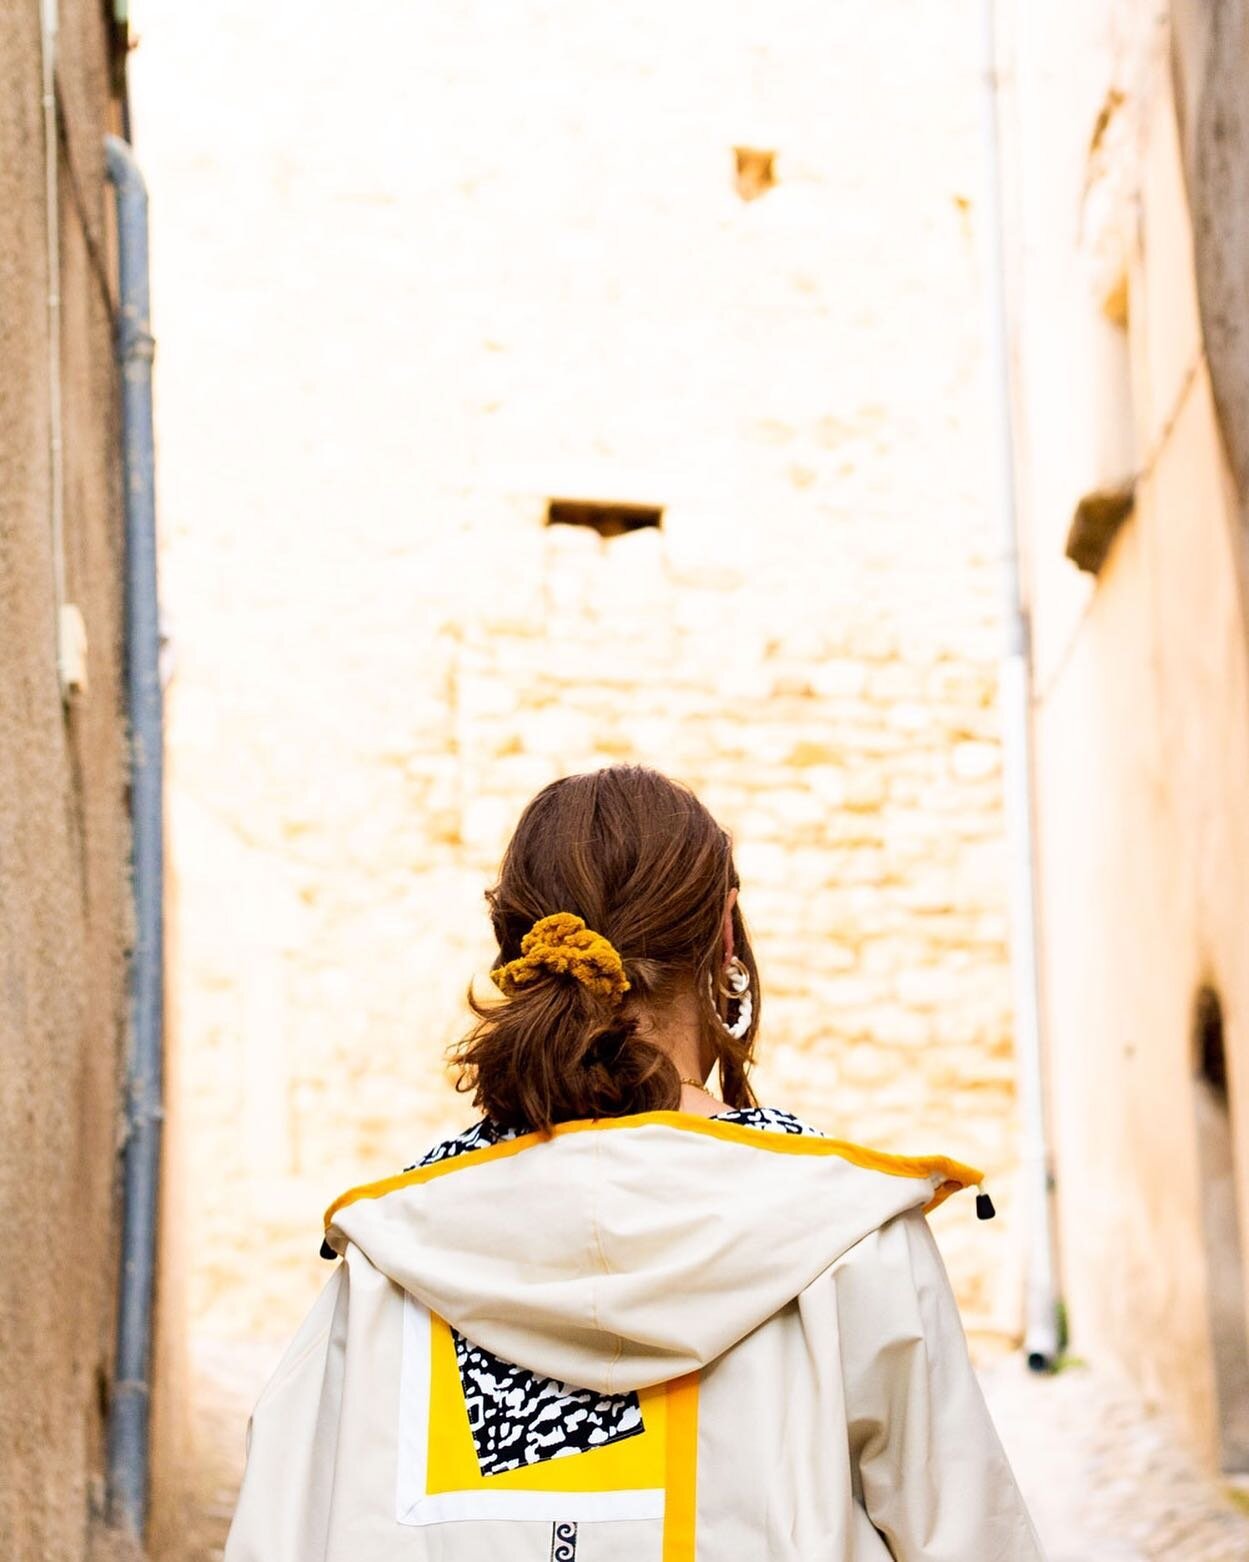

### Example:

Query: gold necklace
xmin=679 ymin=1075 xmax=707 ymax=1090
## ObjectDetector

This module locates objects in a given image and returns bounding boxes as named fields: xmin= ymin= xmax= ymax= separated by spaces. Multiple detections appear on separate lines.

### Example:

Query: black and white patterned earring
xmin=710 ymin=955 xmax=753 ymax=1040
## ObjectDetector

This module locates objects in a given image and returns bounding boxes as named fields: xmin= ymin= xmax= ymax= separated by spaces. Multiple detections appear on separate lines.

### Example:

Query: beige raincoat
xmin=223 ymin=1110 xmax=1045 ymax=1560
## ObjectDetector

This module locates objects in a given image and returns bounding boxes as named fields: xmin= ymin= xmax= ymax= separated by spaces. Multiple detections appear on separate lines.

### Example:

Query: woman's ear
xmin=721 ymin=886 xmax=739 ymax=963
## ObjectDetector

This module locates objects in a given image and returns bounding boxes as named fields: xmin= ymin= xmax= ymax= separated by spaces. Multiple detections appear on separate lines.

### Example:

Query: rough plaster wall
xmin=1170 ymin=0 xmax=1249 ymax=557
xmin=0 ymin=2 xmax=131 ymax=1557
xmin=1010 ymin=0 xmax=1249 ymax=1470
xmin=129 ymin=0 xmax=1024 ymax=1353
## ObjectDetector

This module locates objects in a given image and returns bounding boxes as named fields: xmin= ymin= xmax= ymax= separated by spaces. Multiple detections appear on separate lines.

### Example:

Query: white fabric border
xmin=396 ymin=1293 xmax=666 ymax=1526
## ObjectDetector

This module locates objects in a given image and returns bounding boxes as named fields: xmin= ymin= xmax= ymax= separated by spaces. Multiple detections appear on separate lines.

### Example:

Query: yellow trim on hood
xmin=322 ymin=1108 xmax=983 ymax=1230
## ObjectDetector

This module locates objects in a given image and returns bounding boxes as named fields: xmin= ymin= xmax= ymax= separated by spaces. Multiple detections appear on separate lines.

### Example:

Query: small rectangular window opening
xmin=545 ymin=499 xmax=664 ymax=539
xmin=733 ymin=146 xmax=777 ymax=202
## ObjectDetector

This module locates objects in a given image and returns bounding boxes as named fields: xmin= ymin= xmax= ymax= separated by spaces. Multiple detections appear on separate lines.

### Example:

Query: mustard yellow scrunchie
xmin=490 ymin=912 xmax=630 ymax=1004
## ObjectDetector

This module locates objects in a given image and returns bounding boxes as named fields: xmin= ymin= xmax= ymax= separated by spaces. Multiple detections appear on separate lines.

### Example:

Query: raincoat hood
xmin=322 ymin=1110 xmax=982 ymax=1395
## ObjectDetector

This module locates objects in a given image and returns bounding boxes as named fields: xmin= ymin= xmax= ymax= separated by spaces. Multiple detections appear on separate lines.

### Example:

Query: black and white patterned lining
xmin=454 ymin=1331 xmax=645 ymax=1476
xmin=402 ymin=1115 xmax=505 ymax=1172
xmin=713 ymin=1104 xmax=825 ymax=1138
xmin=401 ymin=1103 xmax=825 ymax=1177
xmin=404 ymin=1104 xmax=825 ymax=1478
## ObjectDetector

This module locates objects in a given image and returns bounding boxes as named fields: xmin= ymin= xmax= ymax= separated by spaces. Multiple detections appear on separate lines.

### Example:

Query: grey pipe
xmin=978 ymin=2 xmax=1062 ymax=1369
xmin=38 ymin=0 xmax=68 ymax=692
xmin=104 ymin=131 xmax=165 ymax=1539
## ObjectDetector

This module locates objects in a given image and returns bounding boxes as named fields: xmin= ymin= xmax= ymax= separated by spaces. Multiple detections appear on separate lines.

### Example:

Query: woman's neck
xmin=632 ymin=987 xmax=724 ymax=1117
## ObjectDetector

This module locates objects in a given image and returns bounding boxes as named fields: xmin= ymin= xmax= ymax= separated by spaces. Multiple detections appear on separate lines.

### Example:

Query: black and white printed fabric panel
xmin=454 ymin=1329 xmax=645 ymax=1476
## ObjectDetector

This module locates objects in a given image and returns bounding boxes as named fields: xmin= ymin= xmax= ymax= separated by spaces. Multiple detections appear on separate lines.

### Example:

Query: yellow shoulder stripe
xmin=322 ymin=1109 xmax=983 ymax=1229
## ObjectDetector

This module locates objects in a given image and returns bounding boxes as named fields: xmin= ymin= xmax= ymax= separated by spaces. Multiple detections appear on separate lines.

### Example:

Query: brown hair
xmin=449 ymin=765 xmax=760 ymax=1132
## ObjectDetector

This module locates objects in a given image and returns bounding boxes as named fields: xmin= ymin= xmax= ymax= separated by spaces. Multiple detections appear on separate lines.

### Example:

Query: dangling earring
xmin=710 ymin=955 xmax=753 ymax=1040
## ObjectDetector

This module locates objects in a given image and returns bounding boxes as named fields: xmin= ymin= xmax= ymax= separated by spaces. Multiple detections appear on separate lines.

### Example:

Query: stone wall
xmin=0 ymin=4 xmax=137 ymax=1557
xmin=129 ymin=0 xmax=1025 ymax=1353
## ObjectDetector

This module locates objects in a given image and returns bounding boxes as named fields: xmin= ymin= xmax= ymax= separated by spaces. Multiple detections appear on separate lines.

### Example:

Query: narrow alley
xmin=6 ymin=2 xmax=1249 ymax=1559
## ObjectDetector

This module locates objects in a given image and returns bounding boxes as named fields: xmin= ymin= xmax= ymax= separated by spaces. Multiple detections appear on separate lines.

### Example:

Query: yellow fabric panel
xmin=425 ymin=1309 xmax=670 ymax=1495
xmin=662 ymin=1369 xmax=699 ymax=1561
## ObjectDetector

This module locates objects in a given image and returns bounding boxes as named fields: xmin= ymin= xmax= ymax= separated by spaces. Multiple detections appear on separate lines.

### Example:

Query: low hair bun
xmin=455 ymin=974 xmax=678 ymax=1131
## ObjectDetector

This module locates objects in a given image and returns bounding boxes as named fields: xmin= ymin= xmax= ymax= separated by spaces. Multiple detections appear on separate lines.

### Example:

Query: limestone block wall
xmin=130 ymin=0 xmax=1024 ymax=1348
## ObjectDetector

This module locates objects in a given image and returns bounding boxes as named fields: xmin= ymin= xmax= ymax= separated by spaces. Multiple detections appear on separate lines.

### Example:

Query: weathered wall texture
xmin=1007 ymin=1 xmax=1249 ymax=1470
xmin=1170 ymin=0 xmax=1249 ymax=589
xmin=0 ymin=2 xmax=139 ymax=1558
xmin=129 ymin=0 xmax=1024 ymax=1370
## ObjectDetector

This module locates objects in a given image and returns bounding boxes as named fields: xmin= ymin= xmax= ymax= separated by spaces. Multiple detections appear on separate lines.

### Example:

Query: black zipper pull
xmin=320 ymin=1235 xmax=337 ymax=1260
xmin=975 ymin=1181 xmax=996 ymax=1220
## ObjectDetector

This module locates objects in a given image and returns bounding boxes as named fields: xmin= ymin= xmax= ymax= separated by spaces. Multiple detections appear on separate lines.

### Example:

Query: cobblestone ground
xmin=180 ymin=1340 xmax=278 ymax=1562
xmin=183 ymin=1337 xmax=1249 ymax=1560
xmin=979 ymin=1351 xmax=1249 ymax=1562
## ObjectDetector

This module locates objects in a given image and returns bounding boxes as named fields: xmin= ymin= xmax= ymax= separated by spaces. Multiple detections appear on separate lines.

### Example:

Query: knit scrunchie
xmin=490 ymin=912 xmax=630 ymax=1004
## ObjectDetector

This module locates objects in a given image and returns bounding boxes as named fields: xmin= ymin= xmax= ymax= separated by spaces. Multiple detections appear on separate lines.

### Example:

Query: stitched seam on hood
xmin=589 ymin=1133 xmax=626 ymax=1395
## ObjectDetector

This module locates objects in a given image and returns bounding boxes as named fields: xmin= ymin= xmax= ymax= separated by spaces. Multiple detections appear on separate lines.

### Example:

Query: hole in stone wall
xmin=1196 ymin=984 xmax=1229 ymax=1098
xmin=1065 ymin=482 xmax=1136 ymax=574
xmin=733 ymin=146 xmax=777 ymax=202
xmin=1192 ymin=982 xmax=1249 ymax=1472
xmin=545 ymin=499 xmax=663 ymax=539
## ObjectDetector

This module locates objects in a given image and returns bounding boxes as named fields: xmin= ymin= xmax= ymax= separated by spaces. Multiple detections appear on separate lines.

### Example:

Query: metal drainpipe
xmin=103 ymin=132 xmax=166 ymax=1539
xmin=978 ymin=0 xmax=1062 ymax=1370
xmin=39 ymin=0 xmax=73 ymax=696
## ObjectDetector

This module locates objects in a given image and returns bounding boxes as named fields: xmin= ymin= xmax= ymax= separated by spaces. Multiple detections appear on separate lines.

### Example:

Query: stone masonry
xmin=128 ymin=0 xmax=1023 ymax=1354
